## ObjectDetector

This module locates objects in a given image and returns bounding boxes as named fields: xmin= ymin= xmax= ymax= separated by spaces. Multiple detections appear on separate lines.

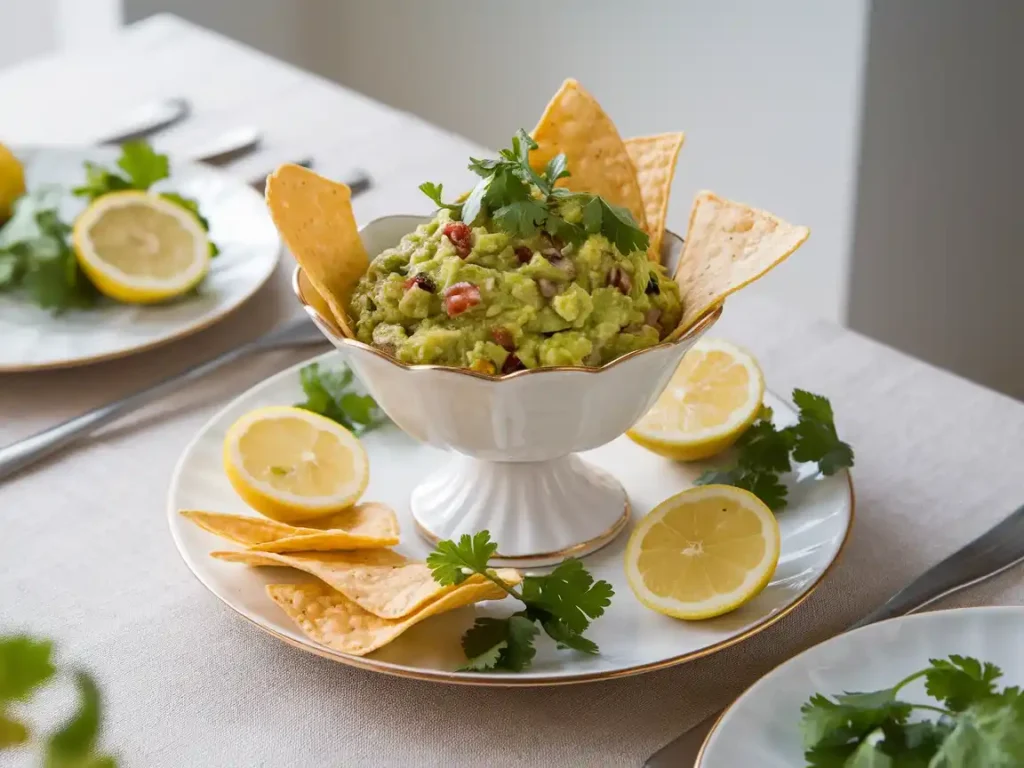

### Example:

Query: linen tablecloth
xmin=3 ymin=16 xmax=1023 ymax=768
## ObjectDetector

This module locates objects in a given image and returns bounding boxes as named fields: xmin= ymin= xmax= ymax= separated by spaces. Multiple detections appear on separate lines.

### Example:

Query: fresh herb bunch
xmin=0 ymin=200 xmax=98 ymax=313
xmin=801 ymin=655 xmax=1024 ymax=766
xmin=696 ymin=389 xmax=854 ymax=511
xmin=427 ymin=531 xmax=613 ymax=672
xmin=73 ymin=141 xmax=218 ymax=257
xmin=0 ymin=635 xmax=117 ymax=766
xmin=420 ymin=129 xmax=649 ymax=255
xmin=295 ymin=362 xmax=389 ymax=435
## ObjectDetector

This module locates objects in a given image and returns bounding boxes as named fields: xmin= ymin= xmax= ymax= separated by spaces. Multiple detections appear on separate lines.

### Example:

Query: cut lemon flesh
xmin=625 ymin=485 xmax=780 ymax=620
xmin=0 ymin=142 xmax=25 ymax=221
xmin=223 ymin=406 xmax=369 ymax=523
xmin=627 ymin=338 xmax=764 ymax=460
xmin=72 ymin=190 xmax=209 ymax=303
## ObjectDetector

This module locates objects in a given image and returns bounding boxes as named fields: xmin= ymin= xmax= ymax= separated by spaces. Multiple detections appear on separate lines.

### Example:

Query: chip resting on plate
xmin=213 ymin=548 xmax=503 ymax=620
xmin=264 ymin=163 xmax=367 ymax=338
xmin=180 ymin=503 xmax=399 ymax=552
xmin=670 ymin=191 xmax=811 ymax=334
xmin=530 ymin=78 xmax=648 ymax=230
xmin=625 ymin=133 xmax=685 ymax=261
xmin=267 ymin=571 xmax=519 ymax=656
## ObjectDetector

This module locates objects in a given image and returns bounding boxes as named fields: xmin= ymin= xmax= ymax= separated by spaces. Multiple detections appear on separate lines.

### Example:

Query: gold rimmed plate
xmin=167 ymin=350 xmax=853 ymax=686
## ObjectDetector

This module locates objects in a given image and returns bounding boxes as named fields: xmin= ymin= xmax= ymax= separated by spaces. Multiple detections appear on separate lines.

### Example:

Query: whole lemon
xmin=0 ymin=142 xmax=26 ymax=222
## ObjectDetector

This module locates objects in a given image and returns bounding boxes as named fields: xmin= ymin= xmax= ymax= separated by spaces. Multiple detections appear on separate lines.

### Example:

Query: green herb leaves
xmin=426 ymin=530 xmax=613 ymax=672
xmin=696 ymin=391 xmax=854 ymax=511
xmin=0 ymin=636 xmax=116 ymax=764
xmin=800 ymin=656 xmax=1024 ymax=767
xmin=0 ymin=201 xmax=97 ymax=313
xmin=295 ymin=362 xmax=389 ymax=435
xmin=420 ymin=130 xmax=649 ymax=254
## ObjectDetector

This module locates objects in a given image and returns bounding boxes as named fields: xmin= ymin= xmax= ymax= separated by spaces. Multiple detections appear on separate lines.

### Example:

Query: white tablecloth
xmin=2 ymin=15 xmax=1023 ymax=768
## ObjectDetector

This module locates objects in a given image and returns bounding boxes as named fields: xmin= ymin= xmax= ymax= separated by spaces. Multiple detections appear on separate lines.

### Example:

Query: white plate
xmin=698 ymin=606 xmax=1024 ymax=766
xmin=0 ymin=146 xmax=280 ymax=371
xmin=167 ymin=350 xmax=853 ymax=686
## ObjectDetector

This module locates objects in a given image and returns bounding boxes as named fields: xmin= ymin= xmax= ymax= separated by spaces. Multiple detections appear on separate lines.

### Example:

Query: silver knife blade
xmin=185 ymin=126 xmax=263 ymax=166
xmin=95 ymin=97 xmax=191 ymax=145
xmin=645 ymin=502 xmax=1024 ymax=767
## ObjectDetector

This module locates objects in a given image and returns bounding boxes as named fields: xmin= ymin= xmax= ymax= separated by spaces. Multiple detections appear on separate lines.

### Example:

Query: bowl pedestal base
xmin=410 ymin=453 xmax=630 ymax=567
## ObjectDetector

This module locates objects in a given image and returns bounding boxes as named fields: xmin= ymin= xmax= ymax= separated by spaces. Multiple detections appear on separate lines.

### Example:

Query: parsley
xmin=0 ymin=204 xmax=98 ymax=313
xmin=420 ymin=129 xmax=649 ymax=254
xmin=295 ymin=362 xmax=389 ymax=435
xmin=800 ymin=655 xmax=1024 ymax=767
xmin=426 ymin=531 xmax=613 ymax=672
xmin=72 ymin=141 xmax=218 ymax=257
xmin=0 ymin=635 xmax=116 ymax=764
xmin=695 ymin=391 xmax=854 ymax=511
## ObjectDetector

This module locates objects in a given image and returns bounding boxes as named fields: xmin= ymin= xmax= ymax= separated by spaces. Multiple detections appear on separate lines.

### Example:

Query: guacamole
xmin=349 ymin=210 xmax=682 ymax=373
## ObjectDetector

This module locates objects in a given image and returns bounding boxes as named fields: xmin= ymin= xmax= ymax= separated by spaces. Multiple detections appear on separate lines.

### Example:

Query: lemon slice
xmin=627 ymin=338 xmax=764 ymax=461
xmin=625 ymin=485 xmax=780 ymax=620
xmin=0 ymin=142 xmax=26 ymax=221
xmin=223 ymin=406 xmax=369 ymax=523
xmin=72 ymin=190 xmax=210 ymax=303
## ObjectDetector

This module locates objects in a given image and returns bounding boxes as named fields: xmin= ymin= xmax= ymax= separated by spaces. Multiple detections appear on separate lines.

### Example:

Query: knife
xmin=95 ymin=98 xmax=191 ymax=145
xmin=644 ymin=502 xmax=1024 ymax=767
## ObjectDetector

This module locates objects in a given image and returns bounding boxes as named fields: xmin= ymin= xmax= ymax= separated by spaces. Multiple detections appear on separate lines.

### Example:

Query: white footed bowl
xmin=294 ymin=216 xmax=720 ymax=565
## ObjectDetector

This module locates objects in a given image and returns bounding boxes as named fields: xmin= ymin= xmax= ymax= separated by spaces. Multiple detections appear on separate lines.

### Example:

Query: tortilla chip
xmin=670 ymin=191 xmax=810 ymax=334
xmin=625 ymin=133 xmax=685 ymax=261
xmin=213 ymin=549 xmax=517 ymax=620
xmin=180 ymin=503 xmax=400 ymax=552
xmin=531 ymin=79 xmax=648 ymax=229
xmin=267 ymin=575 xmax=516 ymax=656
xmin=265 ymin=164 xmax=367 ymax=338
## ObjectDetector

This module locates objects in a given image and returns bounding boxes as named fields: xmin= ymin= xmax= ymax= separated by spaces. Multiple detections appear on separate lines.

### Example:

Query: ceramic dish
xmin=0 ymin=146 xmax=280 ymax=371
xmin=697 ymin=606 xmax=1024 ymax=766
xmin=295 ymin=216 xmax=721 ymax=565
xmin=168 ymin=350 xmax=853 ymax=686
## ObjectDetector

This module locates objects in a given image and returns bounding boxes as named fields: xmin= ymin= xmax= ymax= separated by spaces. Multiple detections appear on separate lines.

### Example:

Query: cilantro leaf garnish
xmin=73 ymin=141 xmax=218 ymax=257
xmin=294 ymin=362 xmax=389 ymax=436
xmin=0 ymin=636 xmax=55 ymax=702
xmin=695 ymin=391 xmax=853 ymax=512
xmin=420 ymin=131 xmax=649 ymax=254
xmin=427 ymin=531 xmax=613 ymax=672
xmin=46 ymin=672 xmax=117 ymax=768
xmin=800 ymin=656 xmax=1024 ymax=767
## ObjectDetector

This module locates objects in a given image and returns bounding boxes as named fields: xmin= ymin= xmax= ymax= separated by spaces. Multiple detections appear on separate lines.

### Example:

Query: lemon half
xmin=223 ymin=406 xmax=369 ymax=523
xmin=0 ymin=142 xmax=26 ymax=221
xmin=625 ymin=485 xmax=780 ymax=620
xmin=72 ymin=190 xmax=209 ymax=303
xmin=627 ymin=338 xmax=764 ymax=461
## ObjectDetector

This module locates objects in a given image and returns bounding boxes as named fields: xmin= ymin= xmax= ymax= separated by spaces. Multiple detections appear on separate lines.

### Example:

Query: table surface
xmin=2 ymin=15 xmax=1023 ymax=768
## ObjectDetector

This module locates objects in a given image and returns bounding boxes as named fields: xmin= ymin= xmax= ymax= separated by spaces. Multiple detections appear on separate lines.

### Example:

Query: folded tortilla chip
xmin=265 ymin=164 xmax=368 ymax=338
xmin=267 ymin=572 xmax=519 ymax=656
xmin=531 ymin=79 xmax=648 ymax=230
xmin=625 ymin=133 xmax=685 ymax=261
xmin=213 ymin=549 xmax=508 ymax=620
xmin=180 ymin=503 xmax=400 ymax=552
xmin=671 ymin=191 xmax=810 ymax=334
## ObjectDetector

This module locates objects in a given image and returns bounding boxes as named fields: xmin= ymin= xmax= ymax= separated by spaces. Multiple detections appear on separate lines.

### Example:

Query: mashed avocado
xmin=348 ymin=210 xmax=682 ymax=373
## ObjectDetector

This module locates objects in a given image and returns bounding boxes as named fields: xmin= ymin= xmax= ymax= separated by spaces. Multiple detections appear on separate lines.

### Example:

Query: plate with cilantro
xmin=168 ymin=350 xmax=852 ymax=685
xmin=0 ymin=145 xmax=279 ymax=371
xmin=697 ymin=606 xmax=1024 ymax=767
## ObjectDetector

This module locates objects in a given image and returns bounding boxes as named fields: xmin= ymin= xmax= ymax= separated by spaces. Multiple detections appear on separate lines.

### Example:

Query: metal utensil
xmin=0 ymin=318 xmax=328 ymax=483
xmin=185 ymin=126 xmax=263 ymax=166
xmin=644 ymin=502 xmax=1024 ymax=767
xmin=95 ymin=98 xmax=191 ymax=145
xmin=246 ymin=162 xmax=371 ymax=197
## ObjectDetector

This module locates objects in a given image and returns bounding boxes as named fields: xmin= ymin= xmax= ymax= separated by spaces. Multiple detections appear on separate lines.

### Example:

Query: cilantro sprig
xmin=73 ymin=140 xmax=218 ymax=256
xmin=801 ymin=655 xmax=1024 ymax=766
xmin=295 ymin=362 xmax=389 ymax=435
xmin=420 ymin=129 xmax=649 ymax=255
xmin=695 ymin=389 xmax=854 ymax=511
xmin=0 ymin=199 xmax=98 ymax=313
xmin=427 ymin=531 xmax=613 ymax=672
xmin=0 ymin=635 xmax=116 ymax=765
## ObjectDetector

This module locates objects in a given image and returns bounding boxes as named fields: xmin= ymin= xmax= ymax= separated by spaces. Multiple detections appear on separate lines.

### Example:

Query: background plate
xmin=699 ymin=606 xmax=1024 ymax=766
xmin=168 ymin=350 xmax=853 ymax=686
xmin=0 ymin=146 xmax=280 ymax=371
